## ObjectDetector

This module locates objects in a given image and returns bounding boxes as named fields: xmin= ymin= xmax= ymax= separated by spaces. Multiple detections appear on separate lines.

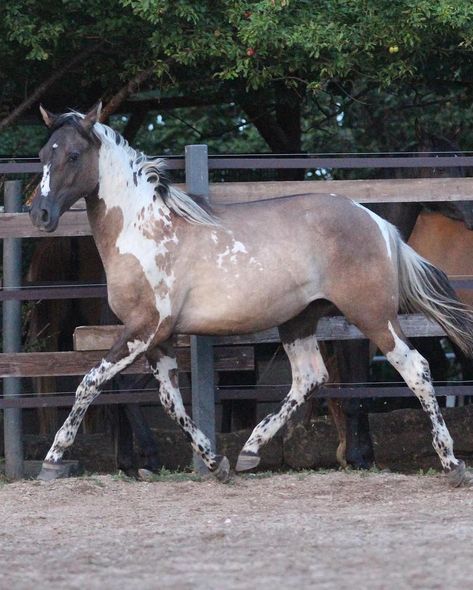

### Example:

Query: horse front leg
xmin=146 ymin=344 xmax=230 ymax=482
xmin=38 ymin=330 xmax=151 ymax=481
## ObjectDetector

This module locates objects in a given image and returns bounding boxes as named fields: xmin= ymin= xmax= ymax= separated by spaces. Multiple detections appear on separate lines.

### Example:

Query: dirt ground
xmin=1 ymin=470 xmax=473 ymax=590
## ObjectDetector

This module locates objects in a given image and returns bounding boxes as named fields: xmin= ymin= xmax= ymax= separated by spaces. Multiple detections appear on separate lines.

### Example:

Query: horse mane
xmin=51 ymin=112 xmax=219 ymax=226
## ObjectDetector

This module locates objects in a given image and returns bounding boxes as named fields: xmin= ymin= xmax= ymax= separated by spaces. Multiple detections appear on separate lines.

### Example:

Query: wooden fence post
xmin=185 ymin=145 xmax=216 ymax=473
xmin=2 ymin=180 xmax=24 ymax=479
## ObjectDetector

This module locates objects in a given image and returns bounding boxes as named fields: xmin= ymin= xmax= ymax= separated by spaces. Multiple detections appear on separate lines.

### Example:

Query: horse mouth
xmin=30 ymin=209 xmax=59 ymax=232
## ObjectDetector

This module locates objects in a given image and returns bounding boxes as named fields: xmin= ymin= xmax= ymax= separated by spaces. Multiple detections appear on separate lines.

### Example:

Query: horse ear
xmin=82 ymin=101 xmax=102 ymax=131
xmin=39 ymin=105 xmax=57 ymax=128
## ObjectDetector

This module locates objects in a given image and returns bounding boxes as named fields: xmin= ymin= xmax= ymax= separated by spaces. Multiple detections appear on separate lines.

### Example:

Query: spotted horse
xmin=30 ymin=103 xmax=473 ymax=487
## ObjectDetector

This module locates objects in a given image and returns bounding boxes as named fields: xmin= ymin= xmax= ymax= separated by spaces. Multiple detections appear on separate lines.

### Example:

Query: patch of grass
xmin=85 ymin=476 xmax=106 ymax=488
xmin=111 ymin=471 xmax=138 ymax=483
xmin=417 ymin=467 xmax=440 ymax=476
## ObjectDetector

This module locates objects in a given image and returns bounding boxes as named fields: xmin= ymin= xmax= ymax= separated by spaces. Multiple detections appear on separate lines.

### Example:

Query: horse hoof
xmin=235 ymin=451 xmax=260 ymax=472
xmin=447 ymin=461 xmax=473 ymax=488
xmin=37 ymin=461 xmax=68 ymax=482
xmin=137 ymin=468 xmax=154 ymax=482
xmin=213 ymin=455 xmax=231 ymax=483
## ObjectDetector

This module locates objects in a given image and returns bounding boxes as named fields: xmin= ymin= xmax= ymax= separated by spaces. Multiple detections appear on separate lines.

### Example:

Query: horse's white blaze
xmin=52 ymin=143 xmax=58 ymax=149
xmin=40 ymin=164 xmax=51 ymax=196
xmin=352 ymin=201 xmax=393 ymax=259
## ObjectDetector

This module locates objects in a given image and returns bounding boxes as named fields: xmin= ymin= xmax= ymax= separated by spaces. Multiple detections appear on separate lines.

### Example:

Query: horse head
xmin=414 ymin=129 xmax=473 ymax=230
xmin=30 ymin=103 xmax=102 ymax=232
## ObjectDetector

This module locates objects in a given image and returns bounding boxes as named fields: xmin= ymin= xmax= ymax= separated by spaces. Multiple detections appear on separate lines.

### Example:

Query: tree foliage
xmin=2 ymin=0 xmax=473 ymax=158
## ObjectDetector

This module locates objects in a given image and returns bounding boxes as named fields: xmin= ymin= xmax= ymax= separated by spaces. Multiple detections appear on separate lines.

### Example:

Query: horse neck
xmin=85 ymin=144 xmax=174 ymax=265
xmin=97 ymin=142 xmax=156 ymax=212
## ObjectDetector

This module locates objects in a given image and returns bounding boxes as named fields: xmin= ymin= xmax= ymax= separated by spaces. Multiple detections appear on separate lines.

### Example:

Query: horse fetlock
xmin=212 ymin=455 xmax=231 ymax=483
xmin=446 ymin=460 xmax=473 ymax=488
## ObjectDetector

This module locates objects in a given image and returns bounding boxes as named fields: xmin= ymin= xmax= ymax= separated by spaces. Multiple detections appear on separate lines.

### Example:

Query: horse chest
xmin=104 ymin=243 xmax=176 ymax=328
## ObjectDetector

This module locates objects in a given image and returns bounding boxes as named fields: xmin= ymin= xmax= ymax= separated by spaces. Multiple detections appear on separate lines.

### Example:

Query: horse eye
xmin=68 ymin=152 xmax=80 ymax=162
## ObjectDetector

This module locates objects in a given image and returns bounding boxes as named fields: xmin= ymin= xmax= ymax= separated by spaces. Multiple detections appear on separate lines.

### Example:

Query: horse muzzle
xmin=29 ymin=196 xmax=60 ymax=232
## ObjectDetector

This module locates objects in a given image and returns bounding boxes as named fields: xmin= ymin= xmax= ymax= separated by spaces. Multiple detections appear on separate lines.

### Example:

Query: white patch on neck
xmin=352 ymin=201 xmax=392 ymax=259
xmin=40 ymin=164 xmax=51 ymax=196
xmin=96 ymin=133 xmax=177 ymax=326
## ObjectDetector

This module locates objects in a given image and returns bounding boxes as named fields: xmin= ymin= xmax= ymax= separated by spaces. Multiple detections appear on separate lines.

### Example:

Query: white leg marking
xmin=150 ymin=354 xmax=219 ymax=470
xmin=243 ymin=335 xmax=328 ymax=455
xmin=45 ymin=339 xmax=148 ymax=464
xmin=386 ymin=322 xmax=459 ymax=471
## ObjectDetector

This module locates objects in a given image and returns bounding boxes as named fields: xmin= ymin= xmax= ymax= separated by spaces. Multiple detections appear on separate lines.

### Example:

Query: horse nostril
xmin=41 ymin=209 xmax=49 ymax=223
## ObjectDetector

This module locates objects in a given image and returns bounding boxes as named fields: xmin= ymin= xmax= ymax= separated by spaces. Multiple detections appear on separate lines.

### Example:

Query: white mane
xmin=66 ymin=111 xmax=218 ymax=226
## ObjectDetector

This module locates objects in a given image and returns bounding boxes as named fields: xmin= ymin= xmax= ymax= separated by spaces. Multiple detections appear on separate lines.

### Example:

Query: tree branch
xmin=100 ymin=67 xmax=156 ymax=122
xmin=0 ymin=41 xmax=104 ymax=132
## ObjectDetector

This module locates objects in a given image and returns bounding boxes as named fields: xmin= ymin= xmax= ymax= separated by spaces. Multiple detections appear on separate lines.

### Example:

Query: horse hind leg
xmin=367 ymin=318 xmax=471 ymax=487
xmin=236 ymin=313 xmax=329 ymax=472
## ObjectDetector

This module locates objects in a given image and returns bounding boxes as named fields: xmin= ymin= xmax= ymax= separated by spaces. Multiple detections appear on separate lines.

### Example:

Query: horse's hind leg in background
xmin=38 ymin=330 xmax=151 ymax=481
xmin=236 ymin=303 xmax=329 ymax=471
xmin=146 ymin=343 xmax=230 ymax=482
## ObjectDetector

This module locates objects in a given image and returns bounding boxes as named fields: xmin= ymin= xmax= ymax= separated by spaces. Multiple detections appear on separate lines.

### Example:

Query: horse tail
xmin=393 ymin=229 xmax=473 ymax=357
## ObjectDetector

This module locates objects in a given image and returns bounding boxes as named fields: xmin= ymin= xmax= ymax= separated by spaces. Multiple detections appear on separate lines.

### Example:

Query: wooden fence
xmin=2 ymin=151 xmax=473 ymax=476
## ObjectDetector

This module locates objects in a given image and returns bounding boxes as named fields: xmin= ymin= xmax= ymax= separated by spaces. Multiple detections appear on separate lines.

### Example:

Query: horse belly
xmin=175 ymin=281 xmax=318 ymax=335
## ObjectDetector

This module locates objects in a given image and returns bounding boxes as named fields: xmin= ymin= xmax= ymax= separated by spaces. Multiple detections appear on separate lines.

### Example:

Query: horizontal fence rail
xmin=2 ymin=155 xmax=473 ymax=417
xmin=3 ymin=154 xmax=473 ymax=175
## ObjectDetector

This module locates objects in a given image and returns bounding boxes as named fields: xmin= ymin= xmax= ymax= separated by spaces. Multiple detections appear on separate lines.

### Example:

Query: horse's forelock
xmin=48 ymin=113 xmax=101 ymax=147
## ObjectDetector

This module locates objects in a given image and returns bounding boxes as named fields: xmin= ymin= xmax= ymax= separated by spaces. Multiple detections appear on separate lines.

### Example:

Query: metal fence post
xmin=185 ymin=145 xmax=216 ymax=473
xmin=3 ymin=180 xmax=24 ymax=479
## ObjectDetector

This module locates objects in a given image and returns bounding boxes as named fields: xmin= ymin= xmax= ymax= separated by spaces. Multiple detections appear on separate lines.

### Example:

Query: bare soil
xmin=1 ymin=470 xmax=473 ymax=590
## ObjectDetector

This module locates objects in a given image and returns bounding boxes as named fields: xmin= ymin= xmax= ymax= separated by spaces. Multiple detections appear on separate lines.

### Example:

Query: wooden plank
xmin=208 ymin=177 xmax=473 ymax=205
xmin=0 ymin=210 xmax=90 ymax=238
xmin=73 ymin=314 xmax=445 ymax=352
xmin=0 ymin=384 xmax=468 ymax=409
xmin=3 ymin=177 xmax=473 ymax=239
xmin=0 ymin=346 xmax=254 ymax=378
